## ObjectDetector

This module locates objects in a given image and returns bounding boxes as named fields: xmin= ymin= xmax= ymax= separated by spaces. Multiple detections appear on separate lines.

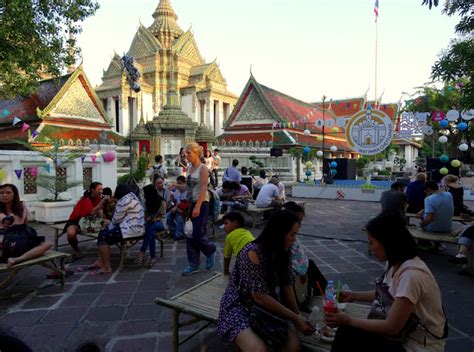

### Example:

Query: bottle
xmin=324 ymin=280 xmax=337 ymax=314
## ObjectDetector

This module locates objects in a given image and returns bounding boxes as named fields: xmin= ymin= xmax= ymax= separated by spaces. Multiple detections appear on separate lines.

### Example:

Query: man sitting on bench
xmin=417 ymin=180 xmax=454 ymax=251
xmin=255 ymin=177 xmax=282 ymax=209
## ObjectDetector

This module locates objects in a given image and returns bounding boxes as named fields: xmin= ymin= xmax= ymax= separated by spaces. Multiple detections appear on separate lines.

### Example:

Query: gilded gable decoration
xmin=234 ymin=87 xmax=273 ymax=123
xmin=49 ymin=79 xmax=104 ymax=121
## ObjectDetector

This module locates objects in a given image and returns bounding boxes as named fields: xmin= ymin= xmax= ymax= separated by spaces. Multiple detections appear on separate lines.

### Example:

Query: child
xmin=167 ymin=176 xmax=187 ymax=240
xmin=222 ymin=212 xmax=254 ymax=275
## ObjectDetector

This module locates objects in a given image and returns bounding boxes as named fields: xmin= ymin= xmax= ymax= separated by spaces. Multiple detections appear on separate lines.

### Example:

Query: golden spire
xmin=149 ymin=0 xmax=183 ymax=47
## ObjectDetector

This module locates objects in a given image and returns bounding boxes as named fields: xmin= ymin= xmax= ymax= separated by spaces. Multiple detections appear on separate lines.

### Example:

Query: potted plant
xmin=31 ymin=141 xmax=84 ymax=223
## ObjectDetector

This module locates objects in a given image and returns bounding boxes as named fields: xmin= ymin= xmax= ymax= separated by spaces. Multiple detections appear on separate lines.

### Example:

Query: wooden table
xmin=155 ymin=272 xmax=371 ymax=352
xmin=51 ymin=223 xmax=99 ymax=251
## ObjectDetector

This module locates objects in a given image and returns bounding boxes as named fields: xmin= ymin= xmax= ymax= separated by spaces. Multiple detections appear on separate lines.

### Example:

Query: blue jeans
xmin=186 ymin=202 xmax=216 ymax=266
xmin=166 ymin=211 xmax=185 ymax=240
xmin=141 ymin=221 xmax=164 ymax=258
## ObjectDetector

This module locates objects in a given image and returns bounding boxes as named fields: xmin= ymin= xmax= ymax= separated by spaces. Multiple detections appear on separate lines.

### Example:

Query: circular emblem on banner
xmin=446 ymin=109 xmax=460 ymax=122
xmin=461 ymin=109 xmax=474 ymax=121
xmin=345 ymin=109 xmax=393 ymax=156
xmin=315 ymin=119 xmax=324 ymax=128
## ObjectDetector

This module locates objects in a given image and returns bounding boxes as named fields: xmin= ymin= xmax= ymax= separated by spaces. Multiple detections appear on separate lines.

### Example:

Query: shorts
xmin=0 ymin=234 xmax=45 ymax=263
xmin=97 ymin=226 xmax=123 ymax=246
xmin=63 ymin=220 xmax=82 ymax=234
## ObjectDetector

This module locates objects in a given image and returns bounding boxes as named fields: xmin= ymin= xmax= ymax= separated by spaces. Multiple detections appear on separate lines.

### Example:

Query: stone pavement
xmin=0 ymin=198 xmax=473 ymax=351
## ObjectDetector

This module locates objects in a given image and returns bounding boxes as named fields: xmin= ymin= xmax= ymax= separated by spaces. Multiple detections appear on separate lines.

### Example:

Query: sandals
xmin=134 ymin=253 xmax=145 ymax=266
xmin=145 ymin=258 xmax=157 ymax=269
xmin=90 ymin=269 xmax=112 ymax=276
xmin=76 ymin=265 xmax=100 ymax=272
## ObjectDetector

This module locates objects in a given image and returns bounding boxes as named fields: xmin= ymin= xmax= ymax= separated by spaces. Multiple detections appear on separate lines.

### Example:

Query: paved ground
xmin=1 ymin=198 xmax=473 ymax=352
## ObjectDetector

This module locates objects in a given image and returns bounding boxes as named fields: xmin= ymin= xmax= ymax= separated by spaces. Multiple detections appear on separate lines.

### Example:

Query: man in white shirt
xmin=255 ymin=177 xmax=282 ymax=208
xmin=149 ymin=155 xmax=168 ymax=182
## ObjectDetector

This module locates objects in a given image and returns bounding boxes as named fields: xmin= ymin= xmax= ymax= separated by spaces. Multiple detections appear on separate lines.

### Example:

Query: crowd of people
xmin=380 ymin=173 xmax=474 ymax=266
xmin=2 ymin=153 xmax=468 ymax=352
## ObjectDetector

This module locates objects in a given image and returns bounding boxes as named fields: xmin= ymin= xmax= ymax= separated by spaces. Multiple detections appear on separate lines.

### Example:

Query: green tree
xmin=423 ymin=0 xmax=473 ymax=108
xmin=406 ymin=84 xmax=469 ymax=158
xmin=30 ymin=142 xmax=84 ymax=201
xmin=0 ymin=0 xmax=99 ymax=98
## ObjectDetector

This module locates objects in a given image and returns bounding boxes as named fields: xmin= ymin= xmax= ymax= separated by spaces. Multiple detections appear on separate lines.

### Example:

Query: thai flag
xmin=374 ymin=0 xmax=379 ymax=21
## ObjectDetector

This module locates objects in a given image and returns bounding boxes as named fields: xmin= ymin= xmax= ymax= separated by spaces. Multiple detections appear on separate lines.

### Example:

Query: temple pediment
xmin=174 ymin=31 xmax=204 ymax=65
xmin=103 ymin=54 xmax=123 ymax=78
xmin=228 ymin=85 xmax=275 ymax=126
xmin=128 ymin=24 xmax=162 ymax=58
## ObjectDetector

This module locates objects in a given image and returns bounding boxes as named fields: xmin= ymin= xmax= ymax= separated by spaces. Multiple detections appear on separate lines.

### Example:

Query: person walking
xmin=182 ymin=142 xmax=216 ymax=276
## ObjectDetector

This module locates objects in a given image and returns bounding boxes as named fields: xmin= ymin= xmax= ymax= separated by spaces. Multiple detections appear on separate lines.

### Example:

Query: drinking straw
xmin=316 ymin=281 xmax=326 ymax=303
xmin=336 ymin=280 xmax=341 ymax=303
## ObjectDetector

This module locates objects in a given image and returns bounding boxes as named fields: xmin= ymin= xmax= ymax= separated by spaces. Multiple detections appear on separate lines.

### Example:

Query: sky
xmin=76 ymin=0 xmax=460 ymax=105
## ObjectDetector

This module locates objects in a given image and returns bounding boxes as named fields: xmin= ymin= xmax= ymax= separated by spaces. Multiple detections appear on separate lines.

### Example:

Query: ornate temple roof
xmin=149 ymin=0 xmax=183 ymax=47
xmin=0 ymin=66 xmax=122 ymax=149
xmin=195 ymin=124 xmax=215 ymax=143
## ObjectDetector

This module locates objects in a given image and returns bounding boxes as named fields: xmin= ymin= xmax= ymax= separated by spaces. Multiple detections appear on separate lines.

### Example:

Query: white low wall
xmin=0 ymin=146 xmax=117 ymax=221
xmin=292 ymin=185 xmax=384 ymax=202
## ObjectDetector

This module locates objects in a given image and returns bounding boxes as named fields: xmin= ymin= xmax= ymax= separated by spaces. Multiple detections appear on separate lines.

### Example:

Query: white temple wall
xmin=181 ymin=94 xmax=198 ymax=124
xmin=0 ymin=147 xmax=117 ymax=217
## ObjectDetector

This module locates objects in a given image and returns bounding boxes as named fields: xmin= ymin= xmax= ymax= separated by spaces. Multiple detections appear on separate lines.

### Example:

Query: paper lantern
xmin=331 ymin=127 xmax=339 ymax=133
xmin=439 ymin=120 xmax=449 ymax=128
xmin=459 ymin=143 xmax=469 ymax=152
xmin=439 ymin=167 xmax=449 ymax=175
xmin=95 ymin=151 xmax=102 ymax=157
xmin=439 ymin=155 xmax=449 ymax=163
xmin=0 ymin=169 xmax=5 ymax=182
xmin=458 ymin=122 xmax=468 ymax=131
xmin=330 ymin=161 xmax=338 ymax=168
xmin=305 ymin=161 xmax=313 ymax=168
xmin=432 ymin=111 xmax=445 ymax=122
xmin=330 ymin=169 xmax=337 ymax=175
xmin=446 ymin=109 xmax=460 ymax=122
xmin=330 ymin=146 xmax=338 ymax=152
xmin=303 ymin=147 xmax=310 ymax=154
xmin=103 ymin=151 xmax=116 ymax=163
xmin=461 ymin=109 xmax=474 ymax=121
xmin=303 ymin=129 xmax=311 ymax=136
xmin=305 ymin=170 xmax=312 ymax=177
xmin=451 ymin=159 xmax=461 ymax=168
xmin=316 ymin=151 xmax=323 ymax=157
xmin=438 ymin=136 xmax=448 ymax=144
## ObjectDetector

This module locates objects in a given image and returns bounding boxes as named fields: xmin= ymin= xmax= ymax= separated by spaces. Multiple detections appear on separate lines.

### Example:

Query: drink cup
xmin=323 ymin=300 xmax=337 ymax=315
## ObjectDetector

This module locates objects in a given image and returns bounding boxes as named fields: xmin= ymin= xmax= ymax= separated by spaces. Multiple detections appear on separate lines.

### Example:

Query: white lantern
xmin=304 ymin=129 xmax=311 ymax=136
xmin=95 ymin=151 xmax=102 ymax=157
xmin=459 ymin=143 xmax=469 ymax=152
xmin=438 ymin=135 xmax=448 ymax=144
xmin=446 ymin=109 xmax=460 ymax=122
xmin=330 ymin=145 xmax=338 ymax=152
xmin=325 ymin=119 xmax=335 ymax=128
xmin=316 ymin=151 xmax=323 ymax=157
xmin=461 ymin=109 xmax=474 ymax=121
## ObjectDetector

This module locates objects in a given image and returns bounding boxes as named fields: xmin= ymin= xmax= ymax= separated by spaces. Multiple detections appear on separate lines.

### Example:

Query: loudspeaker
xmin=324 ymin=158 xmax=357 ymax=180
xmin=426 ymin=158 xmax=460 ymax=182
xmin=270 ymin=147 xmax=283 ymax=157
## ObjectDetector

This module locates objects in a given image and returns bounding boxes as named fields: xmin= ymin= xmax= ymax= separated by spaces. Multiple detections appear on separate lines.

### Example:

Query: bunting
xmin=21 ymin=122 xmax=30 ymax=133
xmin=14 ymin=169 xmax=22 ymax=180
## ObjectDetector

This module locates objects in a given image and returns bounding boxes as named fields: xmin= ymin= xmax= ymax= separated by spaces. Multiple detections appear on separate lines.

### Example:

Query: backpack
xmin=1 ymin=225 xmax=43 ymax=262
xmin=208 ymin=189 xmax=221 ymax=221
xmin=151 ymin=164 xmax=163 ymax=180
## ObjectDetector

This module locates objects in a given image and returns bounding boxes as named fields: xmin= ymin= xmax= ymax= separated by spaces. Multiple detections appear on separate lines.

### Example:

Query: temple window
xmin=235 ymin=141 xmax=240 ymax=147
xmin=249 ymin=141 xmax=254 ymax=148
xmin=83 ymin=167 xmax=93 ymax=191
xmin=242 ymin=140 xmax=247 ymax=147
xmin=56 ymin=167 xmax=68 ymax=193
xmin=101 ymin=98 xmax=107 ymax=111
xmin=68 ymin=139 xmax=74 ymax=147
xmin=76 ymin=139 xmax=82 ymax=147
xmin=213 ymin=100 xmax=219 ymax=134
xmin=84 ymin=139 xmax=90 ymax=147
xmin=23 ymin=167 xmax=37 ymax=195
xmin=114 ymin=98 xmax=120 ymax=133
xmin=223 ymin=102 xmax=230 ymax=122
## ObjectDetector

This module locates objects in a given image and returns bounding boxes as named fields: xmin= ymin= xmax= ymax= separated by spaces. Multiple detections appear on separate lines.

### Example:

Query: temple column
xmin=205 ymin=96 xmax=211 ymax=128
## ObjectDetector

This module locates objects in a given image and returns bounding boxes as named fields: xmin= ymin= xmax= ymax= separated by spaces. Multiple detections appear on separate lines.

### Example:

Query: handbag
xmin=184 ymin=219 xmax=193 ymax=239
xmin=1 ymin=224 xmax=43 ymax=261
xmin=249 ymin=305 xmax=289 ymax=348
xmin=368 ymin=272 xmax=448 ymax=344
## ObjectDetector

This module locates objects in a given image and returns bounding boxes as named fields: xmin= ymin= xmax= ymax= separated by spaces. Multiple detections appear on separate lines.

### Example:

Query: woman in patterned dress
xmin=217 ymin=210 xmax=315 ymax=351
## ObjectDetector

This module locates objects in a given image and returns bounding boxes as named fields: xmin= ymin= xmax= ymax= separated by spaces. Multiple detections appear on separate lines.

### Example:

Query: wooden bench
xmin=51 ymin=223 xmax=100 ymax=251
xmin=406 ymin=213 xmax=466 ymax=224
xmin=53 ymin=223 xmax=166 ymax=268
xmin=407 ymin=226 xmax=460 ymax=244
xmin=155 ymin=272 xmax=370 ymax=352
xmin=0 ymin=250 xmax=70 ymax=289
xmin=242 ymin=204 xmax=274 ymax=228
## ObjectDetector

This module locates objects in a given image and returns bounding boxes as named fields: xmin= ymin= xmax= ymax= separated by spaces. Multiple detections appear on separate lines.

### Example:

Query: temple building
xmin=0 ymin=65 xmax=122 ymax=149
xmin=214 ymin=75 xmax=412 ymax=181
xmin=96 ymin=0 xmax=238 ymax=138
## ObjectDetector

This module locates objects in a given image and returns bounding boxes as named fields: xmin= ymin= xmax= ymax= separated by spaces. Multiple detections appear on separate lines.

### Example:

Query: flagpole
xmin=374 ymin=3 xmax=378 ymax=103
